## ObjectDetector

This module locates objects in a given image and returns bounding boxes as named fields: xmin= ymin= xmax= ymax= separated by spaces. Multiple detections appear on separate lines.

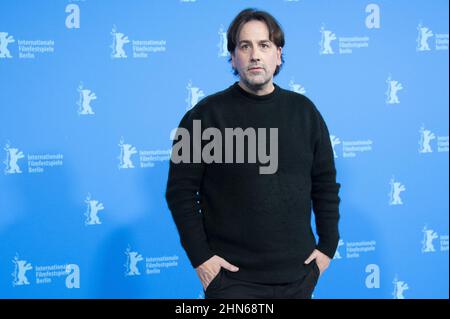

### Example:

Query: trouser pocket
xmin=312 ymin=261 xmax=320 ymax=280
xmin=204 ymin=268 xmax=223 ymax=294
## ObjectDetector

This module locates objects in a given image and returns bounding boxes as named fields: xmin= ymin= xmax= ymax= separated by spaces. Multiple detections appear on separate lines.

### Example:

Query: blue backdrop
xmin=0 ymin=0 xmax=448 ymax=299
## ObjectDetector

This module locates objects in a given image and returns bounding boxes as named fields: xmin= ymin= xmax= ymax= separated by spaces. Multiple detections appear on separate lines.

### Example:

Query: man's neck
xmin=238 ymin=80 xmax=275 ymax=96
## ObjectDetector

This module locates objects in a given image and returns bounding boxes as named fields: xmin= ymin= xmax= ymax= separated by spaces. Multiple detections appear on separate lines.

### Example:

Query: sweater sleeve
xmin=165 ymin=109 xmax=214 ymax=268
xmin=311 ymin=109 xmax=341 ymax=259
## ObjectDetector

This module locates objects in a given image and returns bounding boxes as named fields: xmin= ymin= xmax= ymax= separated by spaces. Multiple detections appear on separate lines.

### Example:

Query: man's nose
xmin=250 ymin=48 xmax=261 ymax=62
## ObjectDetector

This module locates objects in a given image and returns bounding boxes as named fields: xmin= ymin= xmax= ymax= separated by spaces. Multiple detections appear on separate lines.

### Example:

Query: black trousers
xmin=204 ymin=261 xmax=320 ymax=299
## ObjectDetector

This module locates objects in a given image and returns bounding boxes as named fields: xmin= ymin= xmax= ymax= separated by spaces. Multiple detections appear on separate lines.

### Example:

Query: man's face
xmin=231 ymin=20 xmax=282 ymax=93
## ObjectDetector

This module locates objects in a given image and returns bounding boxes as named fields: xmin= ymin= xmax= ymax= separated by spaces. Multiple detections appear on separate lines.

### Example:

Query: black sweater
xmin=165 ymin=82 xmax=340 ymax=284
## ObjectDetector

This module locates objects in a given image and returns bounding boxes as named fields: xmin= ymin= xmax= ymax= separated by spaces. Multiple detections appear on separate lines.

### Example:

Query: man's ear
xmin=277 ymin=47 xmax=282 ymax=66
xmin=230 ymin=52 xmax=236 ymax=69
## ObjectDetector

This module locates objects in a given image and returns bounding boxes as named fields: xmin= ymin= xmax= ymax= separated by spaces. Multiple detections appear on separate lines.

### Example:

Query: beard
xmin=239 ymin=67 xmax=272 ymax=91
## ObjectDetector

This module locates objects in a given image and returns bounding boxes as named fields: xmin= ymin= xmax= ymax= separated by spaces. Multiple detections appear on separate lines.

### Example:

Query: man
xmin=165 ymin=8 xmax=340 ymax=299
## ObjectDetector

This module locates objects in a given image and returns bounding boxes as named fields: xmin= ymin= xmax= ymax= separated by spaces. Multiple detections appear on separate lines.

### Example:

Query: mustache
xmin=247 ymin=64 xmax=265 ymax=70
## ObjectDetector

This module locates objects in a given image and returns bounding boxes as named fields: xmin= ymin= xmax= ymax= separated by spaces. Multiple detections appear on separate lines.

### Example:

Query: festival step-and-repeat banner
xmin=0 ymin=0 xmax=448 ymax=298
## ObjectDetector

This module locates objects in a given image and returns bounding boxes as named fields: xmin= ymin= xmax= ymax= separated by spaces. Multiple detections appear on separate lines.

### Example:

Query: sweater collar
xmin=231 ymin=81 xmax=280 ymax=103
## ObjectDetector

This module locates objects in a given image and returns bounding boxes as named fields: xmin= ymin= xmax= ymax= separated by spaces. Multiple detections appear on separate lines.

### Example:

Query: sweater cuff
xmin=316 ymin=238 xmax=339 ymax=259
xmin=183 ymin=240 xmax=215 ymax=269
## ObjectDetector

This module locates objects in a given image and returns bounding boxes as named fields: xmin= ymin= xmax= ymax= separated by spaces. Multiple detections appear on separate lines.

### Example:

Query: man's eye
xmin=261 ymin=43 xmax=269 ymax=48
xmin=241 ymin=45 xmax=249 ymax=49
